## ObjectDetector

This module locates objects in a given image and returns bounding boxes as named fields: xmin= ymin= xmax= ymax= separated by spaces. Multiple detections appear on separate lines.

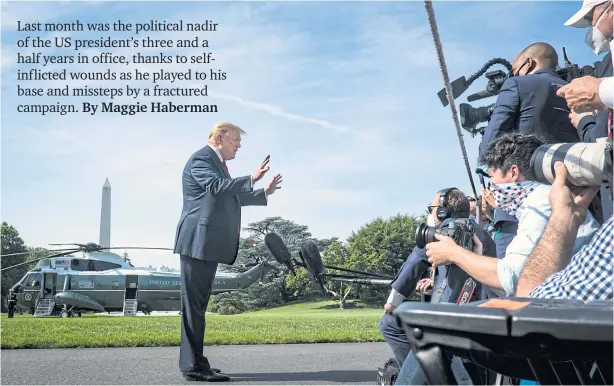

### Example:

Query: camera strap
xmin=456 ymin=277 xmax=477 ymax=305
xmin=607 ymin=109 xmax=612 ymax=139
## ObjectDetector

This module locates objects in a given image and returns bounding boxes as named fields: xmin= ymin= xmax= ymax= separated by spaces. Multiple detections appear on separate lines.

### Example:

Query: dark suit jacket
xmin=491 ymin=208 xmax=519 ymax=259
xmin=173 ymin=145 xmax=267 ymax=264
xmin=478 ymin=68 xmax=580 ymax=158
xmin=390 ymin=218 xmax=496 ymax=301
xmin=577 ymin=52 xmax=612 ymax=142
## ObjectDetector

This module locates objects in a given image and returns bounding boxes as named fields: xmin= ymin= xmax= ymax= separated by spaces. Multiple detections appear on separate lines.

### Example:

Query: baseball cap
xmin=564 ymin=0 xmax=609 ymax=27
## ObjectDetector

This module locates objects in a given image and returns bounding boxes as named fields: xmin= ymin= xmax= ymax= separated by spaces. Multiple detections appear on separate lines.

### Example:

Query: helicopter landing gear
xmin=59 ymin=306 xmax=81 ymax=318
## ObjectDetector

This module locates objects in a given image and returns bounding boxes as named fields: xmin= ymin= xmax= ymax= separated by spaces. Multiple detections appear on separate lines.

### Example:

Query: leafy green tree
xmin=345 ymin=214 xmax=423 ymax=304
xmin=320 ymin=240 xmax=355 ymax=309
xmin=1 ymin=222 xmax=36 ymax=312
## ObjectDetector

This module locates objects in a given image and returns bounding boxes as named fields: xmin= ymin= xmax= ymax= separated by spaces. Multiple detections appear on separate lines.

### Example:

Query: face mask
xmin=585 ymin=8 xmax=613 ymax=55
xmin=488 ymin=181 xmax=539 ymax=217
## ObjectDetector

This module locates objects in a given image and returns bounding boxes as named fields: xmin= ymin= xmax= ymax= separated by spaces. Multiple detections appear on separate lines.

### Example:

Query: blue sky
xmin=1 ymin=0 xmax=606 ymax=269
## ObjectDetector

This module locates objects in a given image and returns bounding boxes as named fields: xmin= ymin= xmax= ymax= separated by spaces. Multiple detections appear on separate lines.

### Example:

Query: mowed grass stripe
xmin=0 ymin=301 xmax=386 ymax=349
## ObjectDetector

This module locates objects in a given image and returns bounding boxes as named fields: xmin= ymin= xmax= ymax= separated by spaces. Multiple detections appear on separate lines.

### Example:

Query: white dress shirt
xmin=599 ymin=76 xmax=613 ymax=109
xmin=598 ymin=41 xmax=614 ymax=109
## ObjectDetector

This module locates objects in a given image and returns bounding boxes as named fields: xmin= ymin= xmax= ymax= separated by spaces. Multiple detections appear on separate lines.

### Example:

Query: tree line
xmin=0 ymin=213 xmax=426 ymax=314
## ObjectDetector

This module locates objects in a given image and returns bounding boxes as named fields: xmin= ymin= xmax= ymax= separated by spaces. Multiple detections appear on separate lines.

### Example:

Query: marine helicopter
xmin=2 ymin=178 xmax=278 ymax=318
xmin=3 ymin=243 xmax=277 ymax=318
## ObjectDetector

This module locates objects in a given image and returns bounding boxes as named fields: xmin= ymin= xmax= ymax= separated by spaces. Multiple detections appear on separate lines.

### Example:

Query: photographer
xmin=380 ymin=189 xmax=470 ymax=366
xmin=427 ymin=132 xmax=600 ymax=296
xmin=431 ymin=164 xmax=612 ymax=385
xmin=477 ymin=42 xmax=580 ymax=159
xmin=379 ymin=188 xmax=496 ymax=384
xmin=517 ymin=162 xmax=612 ymax=300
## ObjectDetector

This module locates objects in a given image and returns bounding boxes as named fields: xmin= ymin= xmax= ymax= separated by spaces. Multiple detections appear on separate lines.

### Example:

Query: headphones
xmin=436 ymin=187 xmax=457 ymax=221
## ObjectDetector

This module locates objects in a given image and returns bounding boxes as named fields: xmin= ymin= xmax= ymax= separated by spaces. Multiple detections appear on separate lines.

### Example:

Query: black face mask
xmin=510 ymin=59 xmax=535 ymax=77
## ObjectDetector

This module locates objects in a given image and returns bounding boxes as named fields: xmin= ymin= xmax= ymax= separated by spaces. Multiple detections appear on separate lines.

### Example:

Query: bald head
xmin=512 ymin=42 xmax=558 ymax=76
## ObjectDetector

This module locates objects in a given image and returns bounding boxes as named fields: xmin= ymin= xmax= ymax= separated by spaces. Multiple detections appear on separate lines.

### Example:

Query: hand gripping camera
xmin=415 ymin=218 xmax=476 ymax=251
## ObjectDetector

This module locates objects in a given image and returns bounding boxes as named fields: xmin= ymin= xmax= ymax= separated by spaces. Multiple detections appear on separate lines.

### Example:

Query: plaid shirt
xmin=530 ymin=215 xmax=613 ymax=301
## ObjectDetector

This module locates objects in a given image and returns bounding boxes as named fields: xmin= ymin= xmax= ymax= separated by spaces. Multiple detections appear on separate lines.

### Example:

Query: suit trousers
xmin=379 ymin=312 xmax=412 ymax=366
xmin=179 ymin=254 xmax=219 ymax=373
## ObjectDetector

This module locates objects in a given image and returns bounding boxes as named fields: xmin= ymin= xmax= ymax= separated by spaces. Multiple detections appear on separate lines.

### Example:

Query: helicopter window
xmin=25 ymin=273 xmax=42 ymax=288
xmin=91 ymin=261 xmax=122 ymax=271
xmin=78 ymin=279 xmax=94 ymax=289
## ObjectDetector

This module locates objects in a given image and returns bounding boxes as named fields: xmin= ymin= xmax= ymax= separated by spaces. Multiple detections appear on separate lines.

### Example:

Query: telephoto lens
xmin=415 ymin=223 xmax=437 ymax=249
xmin=530 ymin=140 xmax=612 ymax=186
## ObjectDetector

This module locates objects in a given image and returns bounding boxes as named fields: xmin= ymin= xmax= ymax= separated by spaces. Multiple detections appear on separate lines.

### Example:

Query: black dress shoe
xmin=183 ymin=370 xmax=230 ymax=382
xmin=211 ymin=368 xmax=221 ymax=373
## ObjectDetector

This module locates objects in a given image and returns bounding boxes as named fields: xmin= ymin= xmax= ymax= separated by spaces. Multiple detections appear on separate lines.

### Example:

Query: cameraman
xmin=477 ymin=42 xmax=580 ymax=159
xmin=427 ymin=132 xmax=600 ymax=296
xmin=517 ymin=162 xmax=612 ymax=300
xmin=380 ymin=189 xmax=470 ymax=366
xmin=379 ymin=188 xmax=496 ymax=384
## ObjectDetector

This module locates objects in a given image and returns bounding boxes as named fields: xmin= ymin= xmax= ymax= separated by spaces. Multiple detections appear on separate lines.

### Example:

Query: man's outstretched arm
xmin=516 ymin=162 xmax=599 ymax=296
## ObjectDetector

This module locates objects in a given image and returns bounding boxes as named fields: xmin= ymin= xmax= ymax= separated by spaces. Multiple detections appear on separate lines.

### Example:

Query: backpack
xmin=376 ymin=357 xmax=399 ymax=385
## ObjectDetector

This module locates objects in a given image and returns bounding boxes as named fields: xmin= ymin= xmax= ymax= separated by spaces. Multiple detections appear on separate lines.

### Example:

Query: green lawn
xmin=0 ymin=301 xmax=386 ymax=349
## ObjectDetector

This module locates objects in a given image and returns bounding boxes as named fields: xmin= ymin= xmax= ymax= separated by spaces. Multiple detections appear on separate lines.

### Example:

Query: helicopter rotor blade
xmin=0 ymin=248 xmax=79 ymax=259
xmin=102 ymin=247 xmax=174 ymax=251
xmin=0 ymin=250 xmax=79 ymax=272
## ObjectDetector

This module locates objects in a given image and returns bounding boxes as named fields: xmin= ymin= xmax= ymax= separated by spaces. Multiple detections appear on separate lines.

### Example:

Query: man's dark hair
xmin=448 ymin=188 xmax=470 ymax=218
xmin=479 ymin=132 xmax=544 ymax=180
xmin=518 ymin=42 xmax=558 ymax=70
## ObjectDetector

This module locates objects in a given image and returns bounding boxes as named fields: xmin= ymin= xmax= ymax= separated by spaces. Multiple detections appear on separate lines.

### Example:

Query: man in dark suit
xmin=379 ymin=188 xmax=496 ymax=367
xmin=477 ymin=42 xmax=580 ymax=158
xmin=173 ymin=122 xmax=282 ymax=382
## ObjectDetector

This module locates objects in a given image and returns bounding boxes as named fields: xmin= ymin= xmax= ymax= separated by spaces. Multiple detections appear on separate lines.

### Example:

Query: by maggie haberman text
xmin=81 ymin=101 xmax=219 ymax=115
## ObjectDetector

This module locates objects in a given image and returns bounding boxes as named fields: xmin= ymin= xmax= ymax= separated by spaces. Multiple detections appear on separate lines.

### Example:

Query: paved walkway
xmin=1 ymin=342 xmax=390 ymax=384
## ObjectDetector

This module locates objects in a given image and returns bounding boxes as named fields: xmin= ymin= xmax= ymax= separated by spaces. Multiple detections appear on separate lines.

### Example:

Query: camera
xmin=415 ymin=218 xmax=476 ymax=251
xmin=530 ymin=138 xmax=614 ymax=189
xmin=459 ymin=103 xmax=494 ymax=136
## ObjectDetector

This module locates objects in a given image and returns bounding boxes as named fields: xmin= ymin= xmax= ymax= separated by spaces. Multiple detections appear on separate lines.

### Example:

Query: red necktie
xmin=222 ymin=160 xmax=230 ymax=176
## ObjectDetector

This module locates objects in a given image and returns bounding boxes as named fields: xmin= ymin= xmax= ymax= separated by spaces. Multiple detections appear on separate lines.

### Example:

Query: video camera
xmin=437 ymin=48 xmax=596 ymax=137
xmin=415 ymin=218 xmax=475 ymax=251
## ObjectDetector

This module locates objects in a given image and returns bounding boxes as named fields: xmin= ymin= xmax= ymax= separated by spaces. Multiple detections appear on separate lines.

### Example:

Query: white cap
xmin=564 ymin=0 xmax=609 ymax=27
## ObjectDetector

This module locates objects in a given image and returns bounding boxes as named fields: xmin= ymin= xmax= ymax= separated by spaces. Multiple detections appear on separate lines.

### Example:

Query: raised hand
xmin=549 ymin=162 xmax=600 ymax=223
xmin=265 ymin=174 xmax=282 ymax=196
xmin=251 ymin=155 xmax=270 ymax=183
